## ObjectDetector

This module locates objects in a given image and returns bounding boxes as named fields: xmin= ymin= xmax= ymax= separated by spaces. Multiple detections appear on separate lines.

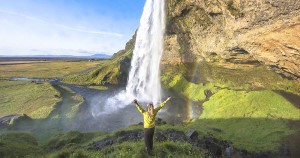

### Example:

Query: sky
xmin=0 ymin=0 xmax=145 ymax=56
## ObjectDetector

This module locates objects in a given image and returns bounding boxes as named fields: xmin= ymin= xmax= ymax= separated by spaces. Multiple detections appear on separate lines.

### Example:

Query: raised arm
xmin=155 ymin=97 xmax=171 ymax=111
xmin=133 ymin=99 xmax=146 ymax=113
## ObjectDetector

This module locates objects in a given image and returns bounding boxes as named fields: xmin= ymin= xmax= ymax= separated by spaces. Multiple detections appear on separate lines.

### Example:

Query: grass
xmin=188 ymin=89 xmax=300 ymax=152
xmin=45 ymin=126 xmax=205 ymax=158
xmin=0 ymin=60 xmax=103 ymax=118
xmin=162 ymin=73 xmax=219 ymax=101
xmin=62 ymin=46 xmax=133 ymax=85
xmin=51 ymin=85 xmax=84 ymax=119
xmin=0 ymin=132 xmax=43 ymax=157
xmin=0 ymin=80 xmax=61 ymax=119
xmin=88 ymin=85 xmax=108 ymax=90
xmin=1 ymin=126 xmax=205 ymax=158
xmin=161 ymin=62 xmax=300 ymax=152
xmin=199 ymin=62 xmax=300 ymax=94
xmin=0 ymin=60 xmax=102 ymax=79
xmin=162 ymin=62 xmax=300 ymax=99
xmin=85 ymin=141 xmax=205 ymax=158
xmin=62 ymin=59 xmax=120 ymax=85
xmin=201 ymin=90 xmax=300 ymax=119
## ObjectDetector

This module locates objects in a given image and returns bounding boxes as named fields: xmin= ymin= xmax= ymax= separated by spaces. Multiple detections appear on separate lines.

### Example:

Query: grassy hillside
xmin=161 ymin=62 xmax=300 ymax=152
xmin=0 ymin=125 xmax=207 ymax=158
xmin=0 ymin=60 xmax=101 ymax=79
xmin=189 ymin=89 xmax=300 ymax=152
xmin=0 ymin=81 xmax=61 ymax=119
xmin=62 ymin=33 xmax=136 ymax=86
xmin=0 ymin=59 xmax=95 ymax=119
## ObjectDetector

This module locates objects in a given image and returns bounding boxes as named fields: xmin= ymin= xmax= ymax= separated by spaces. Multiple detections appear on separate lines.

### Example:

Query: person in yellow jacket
xmin=133 ymin=97 xmax=171 ymax=154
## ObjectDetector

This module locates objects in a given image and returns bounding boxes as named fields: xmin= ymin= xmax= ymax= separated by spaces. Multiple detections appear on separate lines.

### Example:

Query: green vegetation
xmin=162 ymin=62 xmax=300 ymax=97
xmin=189 ymin=89 xmax=300 ymax=152
xmin=0 ymin=132 xmax=43 ymax=158
xmin=161 ymin=62 xmax=300 ymax=152
xmin=0 ymin=126 xmax=206 ymax=158
xmin=201 ymin=90 xmax=300 ymax=119
xmin=46 ymin=131 xmax=106 ymax=151
xmin=0 ymin=60 xmax=102 ymax=79
xmin=50 ymin=85 xmax=84 ymax=119
xmin=0 ymin=81 xmax=61 ymax=119
xmin=62 ymin=33 xmax=136 ymax=85
xmin=62 ymin=50 xmax=132 ymax=85
xmin=199 ymin=62 xmax=300 ymax=94
xmin=86 ymin=141 xmax=204 ymax=158
xmin=162 ymin=73 xmax=218 ymax=101
xmin=0 ymin=60 xmax=102 ymax=118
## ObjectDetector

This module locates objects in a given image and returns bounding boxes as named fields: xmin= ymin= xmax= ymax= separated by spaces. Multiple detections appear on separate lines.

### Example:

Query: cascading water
xmin=126 ymin=0 xmax=165 ymax=104
xmin=91 ymin=0 xmax=165 ymax=117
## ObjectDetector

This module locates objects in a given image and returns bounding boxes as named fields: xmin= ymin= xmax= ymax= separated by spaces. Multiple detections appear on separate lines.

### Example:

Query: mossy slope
xmin=62 ymin=33 xmax=136 ymax=86
xmin=0 ymin=81 xmax=61 ymax=119
xmin=161 ymin=62 xmax=300 ymax=152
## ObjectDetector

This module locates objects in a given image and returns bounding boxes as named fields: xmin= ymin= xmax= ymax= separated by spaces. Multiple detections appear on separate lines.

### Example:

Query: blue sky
xmin=0 ymin=0 xmax=145 ymax=56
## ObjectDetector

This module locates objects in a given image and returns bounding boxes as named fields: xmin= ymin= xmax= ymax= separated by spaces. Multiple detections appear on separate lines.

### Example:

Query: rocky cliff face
xmin=163 ymin=0 xmax=300 ymax=80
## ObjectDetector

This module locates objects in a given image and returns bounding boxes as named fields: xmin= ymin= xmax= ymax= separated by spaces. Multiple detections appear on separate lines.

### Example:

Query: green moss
xmin=62 ymin=49 xmax=133 ymax=85
xmin=162 ymin=62 xmax=300 ymax=152
xmin=163 ymin=62 xmax=300 ymax=95
xmin=0 ymin=81 xmax=61 ymax=119
xmin=0 ymin=132 xmax=43 ymax=157
xmin=62 ymin=34 xmax=134 ymax=86
xmin=45 ymin=131 xmax=106 ymax=151
xmin=189 ymin=89 xmax=300 ymax=152
xmin=88 ymin=85 xmax=108 ymax=90
xmin=202 ymin=89 xmax=300 ymax=119
xmin=85 ymin=141 xmax=205 ymax=158
xmin=162 ymin=72 xmax=219 ymax=101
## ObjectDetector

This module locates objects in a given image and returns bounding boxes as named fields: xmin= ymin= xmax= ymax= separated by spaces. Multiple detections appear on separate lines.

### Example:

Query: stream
xmin=50 ymin=80 xmax=192 ymax=132
xmin=3 ymin=78 xmax=300 ymax=133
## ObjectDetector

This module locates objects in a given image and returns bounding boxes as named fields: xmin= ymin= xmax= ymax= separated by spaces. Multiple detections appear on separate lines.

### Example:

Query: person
xmin=133 ymin=97 xmax=171 ymax=154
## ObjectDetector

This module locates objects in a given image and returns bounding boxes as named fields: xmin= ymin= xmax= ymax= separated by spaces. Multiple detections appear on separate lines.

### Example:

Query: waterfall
xmin=91 ymin=0 xmax=165 ymax=117
xmin=126 ymin=0 xmax=165 ymax=104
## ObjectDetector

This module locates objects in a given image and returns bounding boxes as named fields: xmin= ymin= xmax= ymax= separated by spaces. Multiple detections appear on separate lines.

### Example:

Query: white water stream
xmin=92 ymin=0 xmax=165 ymax=117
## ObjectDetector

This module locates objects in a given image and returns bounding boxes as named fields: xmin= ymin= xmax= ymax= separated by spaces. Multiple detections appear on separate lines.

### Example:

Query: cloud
xmin=0 ymin=9 xmax=123 ymax=37
xmin=0 ymin=9 xmax=134 ymax=56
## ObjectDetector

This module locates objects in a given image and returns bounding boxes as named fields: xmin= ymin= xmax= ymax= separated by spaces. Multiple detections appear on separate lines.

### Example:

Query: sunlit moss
xmin=201 ymin=89 xmax=300 ymax=119
xmin=0 ymin=81 xmax=61 ymax=119
xmin=162 ymin=73 xmax=219 ymax=101
xmin=188 ymin=89 xmax=300 ymax=152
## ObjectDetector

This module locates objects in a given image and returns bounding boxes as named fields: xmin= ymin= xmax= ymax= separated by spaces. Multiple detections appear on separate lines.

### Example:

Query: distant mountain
xmin=90 ymin=54 xmax=111 ymax=59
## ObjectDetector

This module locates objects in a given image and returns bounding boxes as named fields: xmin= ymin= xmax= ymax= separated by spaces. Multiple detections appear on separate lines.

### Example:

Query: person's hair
xmin=147 ymin=103 xmax=154 ymax=116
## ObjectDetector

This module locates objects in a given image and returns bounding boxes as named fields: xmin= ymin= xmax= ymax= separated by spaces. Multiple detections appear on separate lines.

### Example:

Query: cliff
xmin=163 ymin=0 xmax=300 ymax=80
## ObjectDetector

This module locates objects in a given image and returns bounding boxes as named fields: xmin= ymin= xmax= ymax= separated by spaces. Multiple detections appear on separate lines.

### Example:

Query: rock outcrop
xmin=163 ymin=0 xmax=300 ymax=80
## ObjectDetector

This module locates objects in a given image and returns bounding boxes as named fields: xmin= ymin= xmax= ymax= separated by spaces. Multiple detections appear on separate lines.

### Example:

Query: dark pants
xmin=144 ymin=127 xmax=155 ymax=153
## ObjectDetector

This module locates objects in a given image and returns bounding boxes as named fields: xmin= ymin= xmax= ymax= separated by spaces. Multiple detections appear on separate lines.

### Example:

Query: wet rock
xmin=87 ymin=137 xmax=116 ymax=150
xmin=87 ymin=129 xmax=143 ymax=150
xmin=156 ymin=129 xmax=187 ymax=142
xmin=185 ymin=129 xmax=198 ymax=140
xmin=225 ymin=146 xmax=234 ymax=157
xmin=0 ymin=114 xmax=32 ymax=129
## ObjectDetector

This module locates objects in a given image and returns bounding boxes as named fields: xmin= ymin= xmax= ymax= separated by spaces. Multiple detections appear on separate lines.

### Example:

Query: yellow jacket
xmin=135 ymin=101 xmax=168 ymax=128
